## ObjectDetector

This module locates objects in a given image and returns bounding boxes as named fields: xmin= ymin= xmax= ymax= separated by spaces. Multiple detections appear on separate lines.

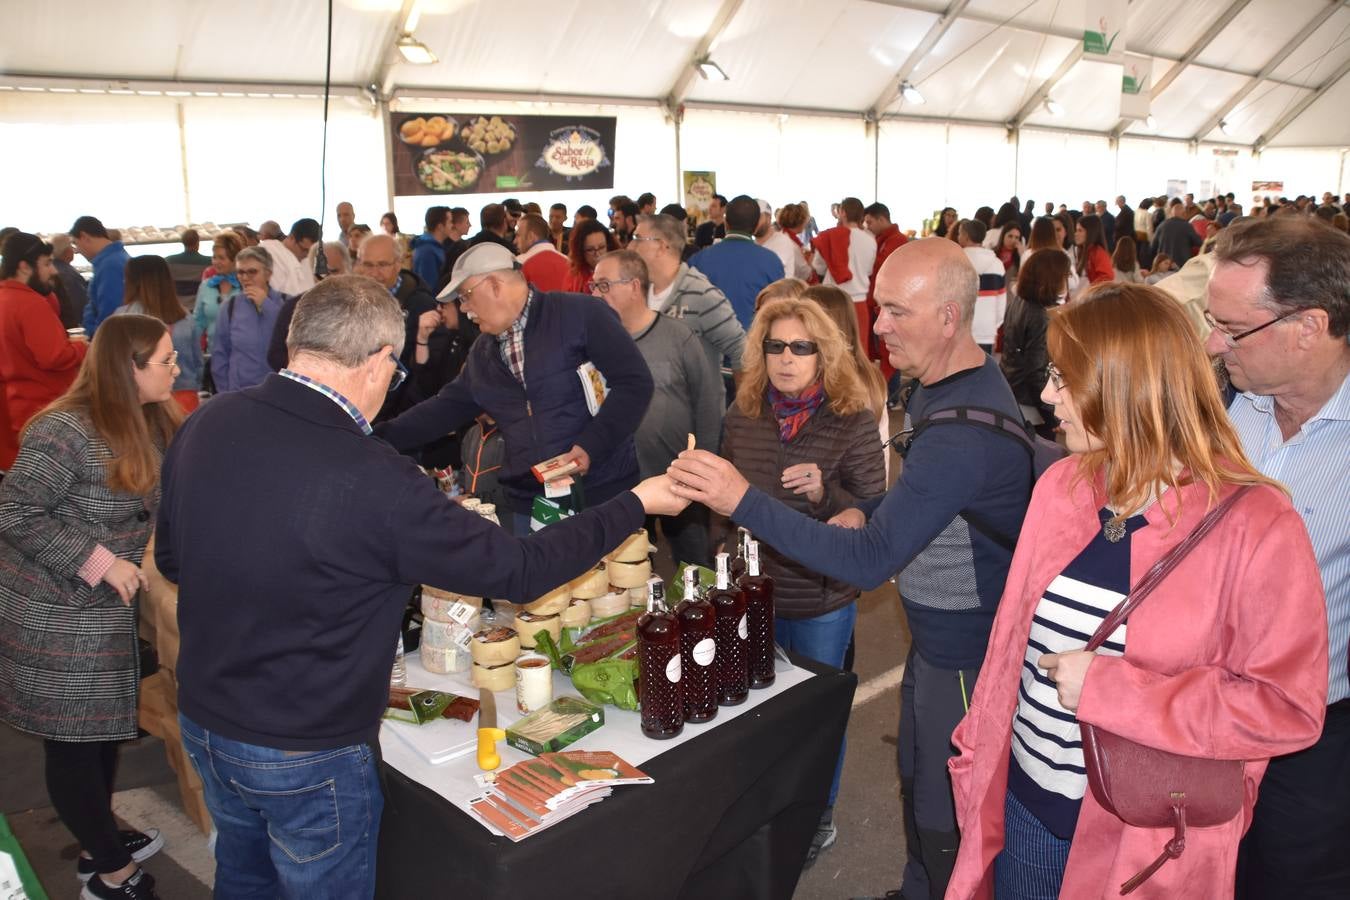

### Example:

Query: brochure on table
xmin=380 ymin=650 xmax=814 ymax=818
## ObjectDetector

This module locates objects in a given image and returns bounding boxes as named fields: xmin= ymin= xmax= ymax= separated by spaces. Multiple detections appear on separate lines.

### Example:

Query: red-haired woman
xmin=563 ymin=219 xmax=618 ymax=293
xmin=946 ymin=284 xmax=1327 ymax=899
xmin=0 ymin=314 xmax=181 ymax=900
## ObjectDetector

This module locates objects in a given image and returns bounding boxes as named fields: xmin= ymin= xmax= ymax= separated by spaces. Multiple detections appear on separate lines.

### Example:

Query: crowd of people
xmin=0 ymin=183 xmax=1345 ymax=900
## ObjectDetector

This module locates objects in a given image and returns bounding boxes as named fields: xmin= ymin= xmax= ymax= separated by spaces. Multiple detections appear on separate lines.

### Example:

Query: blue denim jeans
xmin=776 ymin=601 xmax=857 ymax=806
xmin=994 ymin=789 xmax=1071 ymax=900
xmin=180 ymin=715 xmax=383 ymax=900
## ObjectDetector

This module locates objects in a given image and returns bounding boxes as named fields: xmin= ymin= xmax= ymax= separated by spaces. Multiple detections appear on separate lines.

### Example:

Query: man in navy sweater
xmin=670 ymin=238 xmax=1034 ymax=898
xmin=378 ymin=243 xmax=654 ymax=535
xmin=157 ymin=275 xmax=684 ymax=897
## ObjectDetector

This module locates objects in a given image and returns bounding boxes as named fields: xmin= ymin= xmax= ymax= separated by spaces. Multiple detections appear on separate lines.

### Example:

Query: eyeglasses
xmin=237 ymin=267 xmax=265 ymax=277
xmin=629 ymin=235 xmax=661 ymax=244
xmin=589 ymin=277 xmax=636 ymax=294
xmin=358 ymin=259 xmax=397 ymax=270
xmin=1202 ymin=309 xmax=1302 ymax=349
xmin=1045 ymin=362 xmax=1064 ymax=391
xmin=145 ymin=350 xmax=179 ymax=368
xmin=582 ymin=245 xmax=608 ymax=257
xmin=458 ymin=276 xmax=494 ymax=303
xmin=762 ymin=339 xmax=819 ymax=357
xmin=388 ymin=352 xmax=407 ymax=393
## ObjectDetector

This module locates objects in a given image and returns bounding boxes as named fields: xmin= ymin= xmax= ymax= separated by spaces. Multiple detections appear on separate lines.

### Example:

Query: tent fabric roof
xmin=3 ymin=0 xmax=1349 ymax=148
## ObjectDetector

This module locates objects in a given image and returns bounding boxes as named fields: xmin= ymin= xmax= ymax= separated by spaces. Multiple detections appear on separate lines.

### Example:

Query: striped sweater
xmin=653 ymin=263 xmax=746 ymax=374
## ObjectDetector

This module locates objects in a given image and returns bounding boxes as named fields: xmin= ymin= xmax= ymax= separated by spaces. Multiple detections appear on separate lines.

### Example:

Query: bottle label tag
xmin=738 ymin=614 xmax=748 ymax=640
xmin=693 ymin=637 xmax=716 ymax=666
xmin=666 ymin=654 xmax=682 ymax=683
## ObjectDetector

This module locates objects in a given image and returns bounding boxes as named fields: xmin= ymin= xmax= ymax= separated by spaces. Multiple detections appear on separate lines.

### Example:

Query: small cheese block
xmin=514 ymin=612 xmax=562 ymax=649
xmin=589 ymin=590 xmax=630 ymax=619
xmin=627 ymin=585 xmax=647 ymax=608
xmin=560 ymin=597 xmax=592 ymax=629
xmin=472 ymin=660 xmax=515 ymax=692
xmin=607 ymin=559 xmax=652 ymax=589
xmin=524 ymin=583 xmax=571 ymax=616
xmin=569 ymin=564 xmax=609 ymax=599
xmin=469 ymin=627 xmax=521 ymax=666
xmin=607 ymin=529 xmax=654 ymax=563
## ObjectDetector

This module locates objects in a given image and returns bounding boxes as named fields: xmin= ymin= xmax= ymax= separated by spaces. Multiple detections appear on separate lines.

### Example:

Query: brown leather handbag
xmin=1079 ymin=487 xmax=1252 ymax=895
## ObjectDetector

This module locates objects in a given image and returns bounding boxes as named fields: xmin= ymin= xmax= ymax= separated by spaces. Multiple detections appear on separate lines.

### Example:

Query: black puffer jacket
xmin=719 ymin=397 xmax=885 ymax=619
xmin=999 ymin=293 xmax=1051 ymax=410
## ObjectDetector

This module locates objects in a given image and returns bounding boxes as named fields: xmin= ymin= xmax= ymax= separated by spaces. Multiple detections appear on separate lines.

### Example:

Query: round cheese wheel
xmin=589 ymin=590 xmax=630 ymax=619
xmin=524 ymin=583 xmax=571 ymax=616
xmin=514 ymin=612 xmax=562 ymax=649
xmin=469 ymin=627 xmax=520 ymax=666
xmin=607 ymin=529 xmax=654 ymax=563
xmin=607 ymin=559 xmax=652 ymax=589
xmin=627 ymin=585 xmax=647 ymax=608
xmin=569 ymin=564 xmax=609 ymax=599
xmin=421 ymin=587 xmax=482 ymax=622
xmin=560 ymin=598 xmax=592 ymax=629
xmin=421 ymin=643 xmax=468 ymax=675
xmin=472 ymin=660 xmax=515 ymax=692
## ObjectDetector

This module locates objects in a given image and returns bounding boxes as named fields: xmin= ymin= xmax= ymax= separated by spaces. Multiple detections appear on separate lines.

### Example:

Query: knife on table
xmin=476 ymin=689 xmax=506 ymax=771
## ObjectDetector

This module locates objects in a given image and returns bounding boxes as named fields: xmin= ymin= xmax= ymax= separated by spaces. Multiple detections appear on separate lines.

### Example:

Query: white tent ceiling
xmin=3 ymin=0 xmax=1349 ymax=149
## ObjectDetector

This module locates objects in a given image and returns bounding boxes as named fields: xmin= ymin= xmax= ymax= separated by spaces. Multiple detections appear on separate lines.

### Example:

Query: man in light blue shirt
xmin=687 ymin=195 xmax=784 ymax=329
xmin=1205 ymin=215 xmax=1350 ymax=900
xmin=70 ymin=215 xmax=130 ymax=334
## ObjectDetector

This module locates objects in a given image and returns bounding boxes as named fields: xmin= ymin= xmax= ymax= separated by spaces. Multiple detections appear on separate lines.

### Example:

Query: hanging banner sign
xmin=1120 ymin=54 xmax=1151 ymax=119
xmin=1085 ymin=0 xmax=1128 ymax=64
xmin=391 ymin=111 xmax=616 ymax=196
xmin=683 ymin=171 xmax=717 ymax=226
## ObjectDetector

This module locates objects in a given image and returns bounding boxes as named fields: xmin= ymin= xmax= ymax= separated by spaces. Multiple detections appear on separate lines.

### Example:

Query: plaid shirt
xmin=496 ymin=289 xmax=534 ymax=388
xmin=280 ymin=369 xmax=373 ymax=436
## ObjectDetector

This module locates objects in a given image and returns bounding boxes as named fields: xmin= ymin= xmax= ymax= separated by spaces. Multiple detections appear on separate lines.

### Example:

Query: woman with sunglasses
xmin=563 ymin=219 xmax=618 ymax=293
xmin=945 ymin=283 xmax=1327 ymax=900
xmin=0 ymin=314 xmax=182 ymax=900
xmin=719 ymin=297 xmax=885 ymax=866
xmin=115 ymin=255 xmax=203 ymax=412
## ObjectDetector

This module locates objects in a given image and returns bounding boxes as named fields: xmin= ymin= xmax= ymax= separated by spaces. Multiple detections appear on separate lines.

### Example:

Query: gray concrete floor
xmin=2 ymin=412 xmax=914 ymax=899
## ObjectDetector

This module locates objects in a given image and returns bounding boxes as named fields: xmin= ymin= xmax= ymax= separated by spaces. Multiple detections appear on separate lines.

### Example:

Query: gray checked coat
xmin=0 ymin=409 xmax=159 ymax=741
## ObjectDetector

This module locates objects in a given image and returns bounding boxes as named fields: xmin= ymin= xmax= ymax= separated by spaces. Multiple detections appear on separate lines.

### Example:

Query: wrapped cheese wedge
xmin=472 ymin=660 xmax=516 ymax=691
xmin=524 ymin=583 xmax=571 ymax=616
xmin=569 ymin=564 xmax=609 ymax=599
xmin=515 ymin=611 xmax=562 ymax=649
xmin=422 ymin=586 xmax=481 ymax=622
xmin=607 ymin=529 xmax=654 ymax=563
xmin=560 ymin=597 xmax=592 ymax=629
xmin=589 ymin=590 xmax=630 ymax=619
xmin=469 ymin=626 xmax=520 ymax=666
xmin=607 ymin=559 xmax=652 ymax=589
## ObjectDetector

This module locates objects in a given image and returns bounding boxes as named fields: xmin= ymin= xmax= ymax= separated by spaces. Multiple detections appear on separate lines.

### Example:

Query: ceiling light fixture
xmin=900 ymin=81 xmax=925 ymax=105
xmin=396 ymin=34 xmax=438 ymax=65
xmin=1218 ymin=119 xmax=1231 ymax=135
xmin=696 ymin=57 xmax=729 ymax=81
xmin=1044 ymin=98 xmax=1064 ymax=116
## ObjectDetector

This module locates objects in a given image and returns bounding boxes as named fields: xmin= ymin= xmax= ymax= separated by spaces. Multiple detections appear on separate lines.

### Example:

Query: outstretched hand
xmin=632 ymin=474 xmax=690 ymax=517
xmin=667 ymin=450 xmax=750 ymax=517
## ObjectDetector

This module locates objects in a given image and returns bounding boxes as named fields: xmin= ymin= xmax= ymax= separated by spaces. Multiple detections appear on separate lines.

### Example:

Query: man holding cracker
xmin=377 ymin=243 xmax=654 ymax=535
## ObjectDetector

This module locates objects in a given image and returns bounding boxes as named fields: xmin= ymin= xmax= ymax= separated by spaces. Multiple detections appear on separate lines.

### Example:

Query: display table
xmin=376 ymin=654 xmax=856 ymax=900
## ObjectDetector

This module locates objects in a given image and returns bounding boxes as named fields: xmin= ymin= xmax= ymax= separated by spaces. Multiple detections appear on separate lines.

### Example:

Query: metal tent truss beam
xmin=0 ymin=73 xmax=366 ymax=100
xmin=1009 ymin=45 xmax=1084 ymax=129
xmin=1191 ymin=0 xmax=1344 ymax=142
xmin=1110 ymin=0 xmax=1254 ymax=138
xmin=868 ymin=0 xmax=972 ymax=119
xmin=1255 ymin=53 xmax=1350 ymax=148
xmin=373 ymin=0 xmax=421 ymax=99
xmin=663 ymin=0 xmax=745 ymax=113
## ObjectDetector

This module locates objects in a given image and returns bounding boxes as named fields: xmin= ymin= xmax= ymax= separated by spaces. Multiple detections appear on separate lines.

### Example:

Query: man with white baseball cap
xmin=376 ymin=242 xmax=654 ymax=535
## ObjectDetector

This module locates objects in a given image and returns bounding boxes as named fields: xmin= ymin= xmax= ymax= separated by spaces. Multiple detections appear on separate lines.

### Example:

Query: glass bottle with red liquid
xmin=729 ymin=527 xmax=750 ymax=583
xmin=675 ymin=565 xmax=718 ymax=724
xmin=709 ymin=552 xmax=749 ymax=706
xmin=637 ymin=576 xmax=683 ymax=739
xmin=740 ymin=539 xmax=776 ymax=688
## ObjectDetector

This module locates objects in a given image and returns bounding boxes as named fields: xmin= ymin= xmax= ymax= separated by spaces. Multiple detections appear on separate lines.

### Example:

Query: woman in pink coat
xmin=946 ymin=283 xmax=1327 ymax=900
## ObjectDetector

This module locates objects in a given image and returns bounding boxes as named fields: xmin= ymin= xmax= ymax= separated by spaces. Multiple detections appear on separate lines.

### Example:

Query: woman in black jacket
xmin=1000 ymin=248 xmax=1068 ymax=439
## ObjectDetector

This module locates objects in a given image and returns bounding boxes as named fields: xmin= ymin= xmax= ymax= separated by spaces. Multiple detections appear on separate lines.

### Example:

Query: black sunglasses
xmin=762 ymin=339 xmax=819 ymax=357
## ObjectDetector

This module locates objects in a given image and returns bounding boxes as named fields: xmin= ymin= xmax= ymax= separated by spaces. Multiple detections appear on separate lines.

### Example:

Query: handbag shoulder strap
xmin=1085 ymin=486 xmax=1252 ymax=652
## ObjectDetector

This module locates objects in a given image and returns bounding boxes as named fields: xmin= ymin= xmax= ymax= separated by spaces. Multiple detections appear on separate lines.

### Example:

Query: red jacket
xmin=517 ymin=242 xmax=571 ymax=294
xmin=946 ymin=461 xmax=1327 ymax=900
xmin=1083 ymin=244 xmax=1113 ymax=285
xmin=811 ymin=225 xmax=853 ymax=285
xmin=866 ymin=224 xmax=908 ymax=305
xmin=0 ymin=280 xmax=89 ymax=468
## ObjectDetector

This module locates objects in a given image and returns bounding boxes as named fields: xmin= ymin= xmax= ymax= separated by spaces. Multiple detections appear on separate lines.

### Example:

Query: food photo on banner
xmin=392 ymin=111 xmax=616 ymax=196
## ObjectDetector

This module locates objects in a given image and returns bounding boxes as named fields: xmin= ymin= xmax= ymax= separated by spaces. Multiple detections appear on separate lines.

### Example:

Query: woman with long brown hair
xmin=719 ymin=296 xmax=885 ymax=865
xmin=1001 ymin=248 xmax=1069 ymax=439
xmin=802 ymin=284 xmax=887 ymax=421
xmin=0 ymin=315 xmax=182 ymax=900
xmin=563 ymin=219 xmax=618 ymax=293
xmin=118 ymin=255 xmax=203 ymax=411
xmin=1072 ymin=214 xmax=1114 ymax=292
xmin=946 ymin=284 xmax=1327 ymax=899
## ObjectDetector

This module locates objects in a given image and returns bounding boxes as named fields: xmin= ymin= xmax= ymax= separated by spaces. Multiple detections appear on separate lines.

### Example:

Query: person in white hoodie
xmin=956 ymin=219 xmax=1006 ymax=352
